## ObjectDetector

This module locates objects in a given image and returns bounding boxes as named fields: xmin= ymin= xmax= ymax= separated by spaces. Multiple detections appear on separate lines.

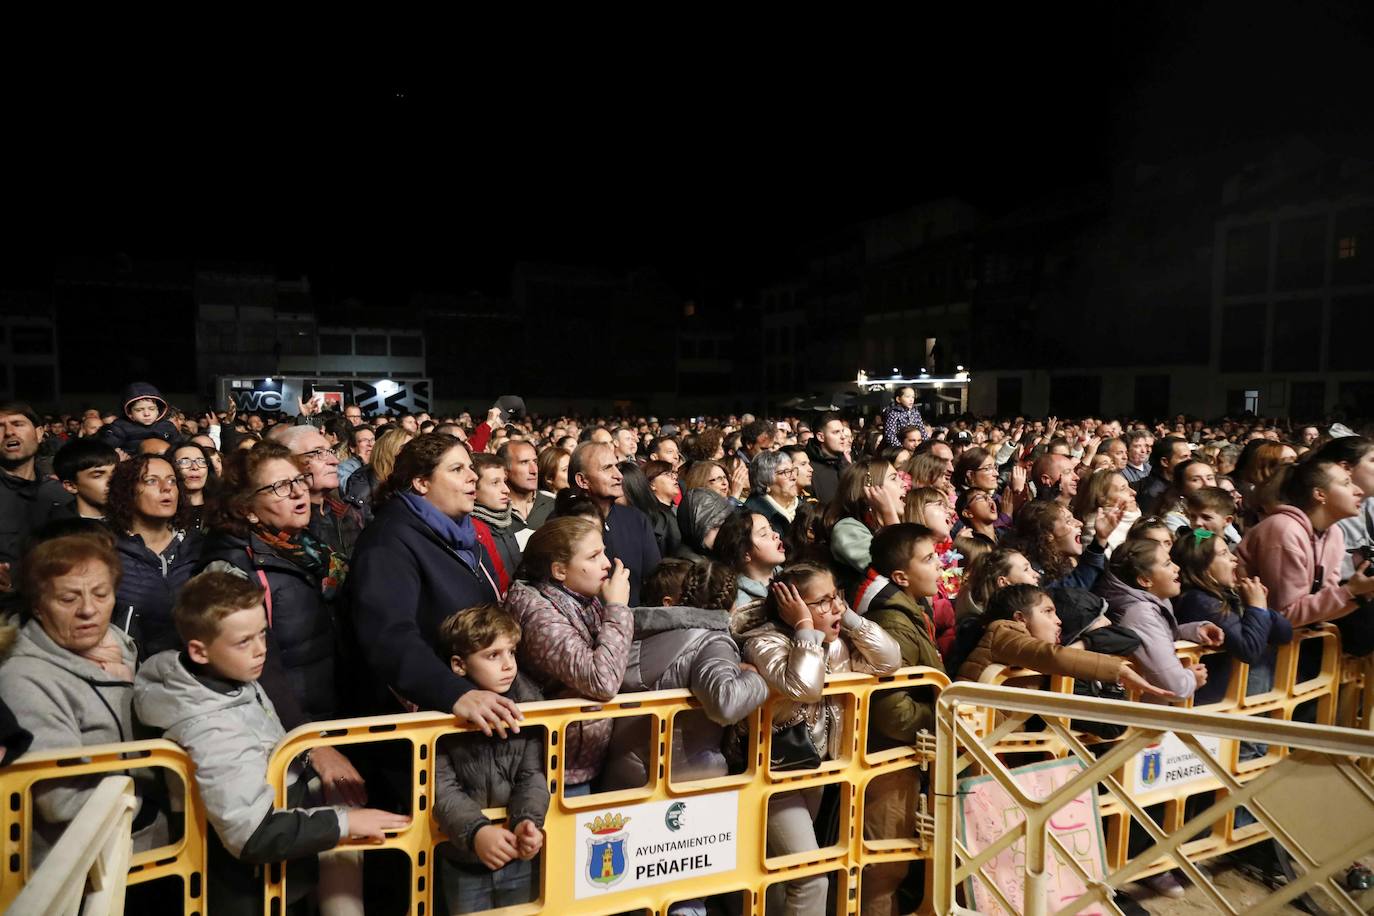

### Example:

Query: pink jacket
xmin=1237 ymin=504 xmax=1355 ymax=627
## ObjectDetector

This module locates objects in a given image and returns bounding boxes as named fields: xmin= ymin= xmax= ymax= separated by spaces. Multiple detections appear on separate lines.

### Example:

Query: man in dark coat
xmin=569 ymin=441 xmax=660 ymax=605
xmin=804 ymin=413 xmax=852 ymax=506
xmin=0 ymin=402 xmax=73 ymax=611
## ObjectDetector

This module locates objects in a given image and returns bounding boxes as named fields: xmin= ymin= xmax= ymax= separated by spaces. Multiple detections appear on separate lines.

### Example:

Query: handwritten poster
xmin=957 ymin=758 xmax=1109 ymax=916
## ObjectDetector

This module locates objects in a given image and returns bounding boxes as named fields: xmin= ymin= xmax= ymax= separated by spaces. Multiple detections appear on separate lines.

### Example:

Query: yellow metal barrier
xmin=933 ymin=681 xmax=1374 ymax=916
xmin=0 ymin=738 xmax=207 ymax=914
xmin=261 ymin=666 xmax=949 ymax=915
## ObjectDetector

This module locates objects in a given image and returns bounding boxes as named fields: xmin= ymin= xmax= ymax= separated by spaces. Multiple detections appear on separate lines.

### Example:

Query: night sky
xmin=3 ymin=3 xmax=1370 ymax=308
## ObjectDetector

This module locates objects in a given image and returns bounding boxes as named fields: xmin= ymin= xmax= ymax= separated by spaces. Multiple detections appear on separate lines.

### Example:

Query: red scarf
xmin=471 ymin=519 xmax=510 ymax=594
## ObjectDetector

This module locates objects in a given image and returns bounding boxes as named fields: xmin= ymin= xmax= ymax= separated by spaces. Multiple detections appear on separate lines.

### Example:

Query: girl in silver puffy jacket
xmin=734 ymin=562 xmax=901 ymax=916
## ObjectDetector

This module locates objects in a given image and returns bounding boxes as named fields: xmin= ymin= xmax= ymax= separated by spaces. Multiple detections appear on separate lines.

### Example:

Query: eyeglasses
xmin=174 ymin=457 xmax=209 ymax=469
xmin=707 ymin=474 xmax=728 ymax=484
xmin=804 ymin=592 xmax=845 ymax=611
xmin=255 ymin=473 xmax=313 ymax=498
xmin=297 ymin=448 xmax=332 ymax=463
xmin=776 ymin=468 xmax=798 ymax=478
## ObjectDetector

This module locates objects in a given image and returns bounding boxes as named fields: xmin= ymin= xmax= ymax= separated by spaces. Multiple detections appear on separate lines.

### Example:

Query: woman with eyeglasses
xmin=744 ymin=451 xmax=800 ymax=537
xmin=106 ymin=454 xmax=204 ymax=660
xmin=171 ymin=442 xmax=218 ymax=531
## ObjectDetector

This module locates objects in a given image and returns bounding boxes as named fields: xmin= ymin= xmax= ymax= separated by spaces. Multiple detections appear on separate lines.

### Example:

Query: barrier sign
xmin=958 ymin=758 xmax=1110 ymax=916
xmin=572 ymin=791 xmax=739 ymax=899
xmin=1129 ymin=731 xmax=1222 ymax=794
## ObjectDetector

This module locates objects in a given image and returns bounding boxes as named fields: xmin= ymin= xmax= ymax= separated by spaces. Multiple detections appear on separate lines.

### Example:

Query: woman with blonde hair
xmin=342 ymin=426 xmax=414 ymax=519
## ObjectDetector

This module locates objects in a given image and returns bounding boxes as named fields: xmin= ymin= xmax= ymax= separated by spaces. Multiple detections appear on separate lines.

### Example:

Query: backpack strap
xmin=246 ymin=547 xmax=274 ymax=627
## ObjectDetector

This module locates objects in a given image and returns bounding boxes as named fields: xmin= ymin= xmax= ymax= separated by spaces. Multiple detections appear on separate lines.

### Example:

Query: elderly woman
xmin=196 ymin=441 xmax=365 ymax=803
xmin=744 ymin=450 xmax=800 ymax=537
xmin=0 ymin=533 xmax=166 ymax=862
xmin=107 ymin=454 xmax=204 ymax=659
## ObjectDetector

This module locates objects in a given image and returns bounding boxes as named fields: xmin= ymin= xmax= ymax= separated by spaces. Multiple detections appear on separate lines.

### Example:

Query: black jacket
xmin=347 ymin=497 xmax=500 ymax=715
xmin=602 ymin=503 xmax=661 ymax=607
xmin=113 ymin=529 xmax=204 ymax=661
xmin=804 ymin=439 xmax=850 ymax=506
xmin=0 ymin=697 xmax=32 ymax=766
xmin=1135 ymin=473 xmax=1171 ymax=517
xmin=0 ymin=470 xmax=73 ymax=611
xmin=307 ymin=495 xmax=365 ymax=558
xmin=341 ymin=468 xmax=377 ymax=524
xmin=197 ymin=530 xmax=341 ymax=723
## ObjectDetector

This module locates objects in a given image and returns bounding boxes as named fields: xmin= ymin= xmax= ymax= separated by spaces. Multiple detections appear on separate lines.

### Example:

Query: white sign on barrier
xmin=1130 ymin=731 xmax=1222 ymax=794
xmin=572 ymin=791 xmax=739 ymax=899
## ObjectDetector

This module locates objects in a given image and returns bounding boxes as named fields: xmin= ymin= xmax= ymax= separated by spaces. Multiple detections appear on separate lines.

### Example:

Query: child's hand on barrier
xmin=345 ymin=808 xmax=411 ymax=843
xmin=514 ymin=820 xmax=544 ymax=859
xmin=474 ymin=824 xmax=520 ymax=870
xmin=1191 ymin=661 xmax=1209 ymax=688
xmin=1196 ymin=622 xmax=1225 ymax=647
xmin=1119 ymin=664 xmax=1173 ymax=699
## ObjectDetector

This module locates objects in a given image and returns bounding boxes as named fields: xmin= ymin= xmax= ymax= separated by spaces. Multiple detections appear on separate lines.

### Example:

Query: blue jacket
xmin=347 ymin=497 xmax=500 ymax=715
xmin=602 ymin=503 xmax=662 ymax=607
xmin=1173 ymin=587 xmax=1293 ymax=705
xmin=1039 ymin=541 xmax=1107 ymax=592
xmin=113 ymin=529 xmax=204 ymax=661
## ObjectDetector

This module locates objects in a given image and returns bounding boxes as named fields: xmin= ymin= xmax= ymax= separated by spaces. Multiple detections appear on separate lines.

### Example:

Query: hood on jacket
xmin=677 ymin=489 xmax=732 ymax=553
xmin=11 ymin=618 xmax=137 ymax=681
xmin=632 ymin=605 xmax=731 ymax=639
xmin=805 ymin=437 xmax=845 ymax=470
xmin=737 ymin=575 xmax=770 ymax=602
xmin=133 ymin=650 xmax=252 ymax=733
xmin=1051 ymin=587 xmax=1112 ymax=644
xmin=1268 ymin=503 xmax=1317 ymax=537
xmin=1094 ymin=569 xmax=1172 ymax=619
xmin=120 ymin=382 xmax=168 ymax=422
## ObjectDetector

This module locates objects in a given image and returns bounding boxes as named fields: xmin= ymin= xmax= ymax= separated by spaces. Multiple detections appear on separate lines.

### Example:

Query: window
xmin=1338 ymin=236 xmax=1357 ymax=259
xmin=1275 ymin=215 xmax=1326 ymax=290
xmin=1331 ymin=296 xmax=1374 ymax=370
xmin=1224 ymin=224 xmax=1270 ymax=296
xmin=355 ymin=335 xmax=387 ymax=356
xmin=10 ymin=326 xmax=54 ymax=354
xmin=319 ymin=334 xmax=351 ymax=355
xmin=390 ymin=335 xmax=423 ymax=357
xmin=1271 ymin=300 xmax=1321 ymax=371
xmin=1219 ymin=303 xmax=1266 ymax=372
xmin=1290 ymin=381 xmax=1325 ymax=420
xmin=1334 ymin=207 xmax=1374 ymax=285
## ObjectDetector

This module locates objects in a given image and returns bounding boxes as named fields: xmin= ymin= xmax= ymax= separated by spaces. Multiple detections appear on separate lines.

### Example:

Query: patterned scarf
xmin=470 ymin=503 xmax=515 ymax=531
xmin=253 ymin=525 xmax=347 ymax=601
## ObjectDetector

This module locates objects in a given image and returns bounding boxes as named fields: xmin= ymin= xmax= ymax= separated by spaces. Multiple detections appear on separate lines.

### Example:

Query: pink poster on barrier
xmin=957 ymin=757 xmax=1109 ymax=916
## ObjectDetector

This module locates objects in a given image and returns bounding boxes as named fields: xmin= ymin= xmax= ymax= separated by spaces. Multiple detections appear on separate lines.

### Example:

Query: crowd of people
xmin=1 ymin=380 xmax=1372 ymax=914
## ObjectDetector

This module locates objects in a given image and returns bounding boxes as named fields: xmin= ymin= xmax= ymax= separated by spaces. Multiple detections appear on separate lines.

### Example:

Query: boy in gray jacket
xmin=134 ymin=572 xmax=409 ymax=916
xmin=433 ymin=604 xmax=550 ymax=915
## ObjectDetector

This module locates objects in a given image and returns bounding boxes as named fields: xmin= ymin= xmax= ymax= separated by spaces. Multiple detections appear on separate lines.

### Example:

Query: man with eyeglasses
xmin=277 ymin=426 xmax=366 ymax=556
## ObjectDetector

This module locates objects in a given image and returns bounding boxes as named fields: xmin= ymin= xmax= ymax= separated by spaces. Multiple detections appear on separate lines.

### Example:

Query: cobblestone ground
xmin=1129 ymin=856 xmax=1374 ymax=915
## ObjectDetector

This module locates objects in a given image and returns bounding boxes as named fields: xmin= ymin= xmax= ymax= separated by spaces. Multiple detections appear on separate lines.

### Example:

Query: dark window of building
xmin=1223 ymin=224 xmax=1269 ymax=296
xmin=1330 ymin=296 xmax=1374 ymax=370
xmin=1290 ymin=381 xmax=1326 ymax=420
xmin=1134 ymin=375 xmax=1171 ymax=420
xmin=1275 ymin=215 xmax=1327 ymax=291
xmin=1049 ymin=375 xmax=1100 ymax=417
xmin=1219 ymin=303 xmax=1266 ymax=372
xmin=1339 ymin=381 xmax=1374 ymax=418
xmin=996 ymin=376 xmax=1023 ymax=416
xmin=1334 ymin=207 xmax=1374 ymax=286
xmin=390 ymin=335 xmax=422 ymax=357
xmin=10 ymin=326 xmax=54 ymax=354
xmin=1271 ymin=300 xmax=1321 ymax=371
xmin=355 ymin=335 xmax=387 ymax=356
xmin=319 ymin=334 xmax=351 ymax=356
xmin=12 ymin=365 xmax=54 ymax=402
xmin=0 ymin=326 xmax=7 ymax=346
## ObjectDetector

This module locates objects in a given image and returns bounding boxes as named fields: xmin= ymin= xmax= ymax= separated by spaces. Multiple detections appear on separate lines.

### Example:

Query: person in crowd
xmin=278 ymin=426 xmax=365 ymax=558
xmin=601 ymin=557 xmax=768 ymax=796
xmin=106 ymin=454 xmax=203 ymax=659
xmin=675 ymin=487 xmax=734 ymax=562
xmin=648 ymin=435 xmax=683 ymax=470
xmin=502 ymin=517 xmax=633 ymax=795
xmin=1135 ymin=436 xmax=1192 ymax=515
xmin=135 ymin=571 xmax=402 ymax=916
xmin=98 ymin=382 xmax=180 ymax=454
xmin=1311 ymin=435 xmax=1374 ymax=581
xmin=734 ymin=563 xmax=900 ymax=916
xmin=1172 ymin=529 xmax=1292 ymax=705
xmin=1030 ymin=452 xmax=1078 ymax=509
xmin=900 ymin=486 xmax=961 ymax=649
xmin=714 ymin=508 xmax=788 ymax=607
xmin=1101 ymin=437 xmax=1129 ymax=474
xmin=1094 ymin=540 xmax=1225 ymax=703
xmin=500 ymin=440 xmax=555 ymax=531
xmin=824 ymin=458 xmax=905 ymax=577
xmin=536 ymin=446 xmax=571 ymax=499
xmin=780 ymin=444 xmax=816 ymax=502
xmin=1 ymin=402 xmax=74 ymax=609
xmin=745 ymin=450 xmax=801 ymax=537
xmin=683 ymin=428 xmax=726 ymax=464
xmin=432 ymin=605 xmax=548 ymax=914
xmin=172 ymin=441 xmax=218 ymax=531
xmin=1238 ymin=457 xmax=1374 ymax=646
xmin=954 ymin=547 xmax=1042 ymax=622
xmin=1127 ymin=515 xmax=1177 ymax=550
xmin=568 ymin=441 xmax=661 ymax=605
xmin=349 ymin=434 xmax=523 ymax=737
xmin=343 ymin=427 xmax=413 ymax=522
xmin=1234 ymin=440 xmax=1298 ymax=527
xmin=610 ymin=426 xmax=639 ymax=463
xmin=1154 ymin=458 xmax=1217 ymax=532
xmin=1122 ymin=429 xmax=1153 ymax=484
xmin=1071 ymin=468 xmax=1140 ymax=554
xmin=1184 ymin=486 xmax=1242 ymax=547
xmin=883 ymin=386 xmax=927 ymax=448
xmin=470 ymin=454 xmax=524 ymax=595
xmin=0 ymin=533 xmax=166 ymax=863
xmin=1012 ymin=501 xmax=1119 ymax=592
xmin=735 ymin=419 xmax=774 ymax=466
xmin=53 ymin=437 xmax=118 ymax=521
xmin=955 ymin=488 xmax=1001 ymax=546
xmin=620 ymin=460 xmax=682 ymax=558
xmin=681 ymin=459 xmax=729 ymax=500
xmin=858 ymin=523 xmax=944 ymax=916
xmin=335 ymin=424 xmax=375 ymax=492
xmin=804 ymin=413 xmax=851 ymax=505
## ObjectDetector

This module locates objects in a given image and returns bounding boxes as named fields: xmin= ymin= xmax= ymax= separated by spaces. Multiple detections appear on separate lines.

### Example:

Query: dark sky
xmin=4 ymin=3 xmax=1370 ymax=306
